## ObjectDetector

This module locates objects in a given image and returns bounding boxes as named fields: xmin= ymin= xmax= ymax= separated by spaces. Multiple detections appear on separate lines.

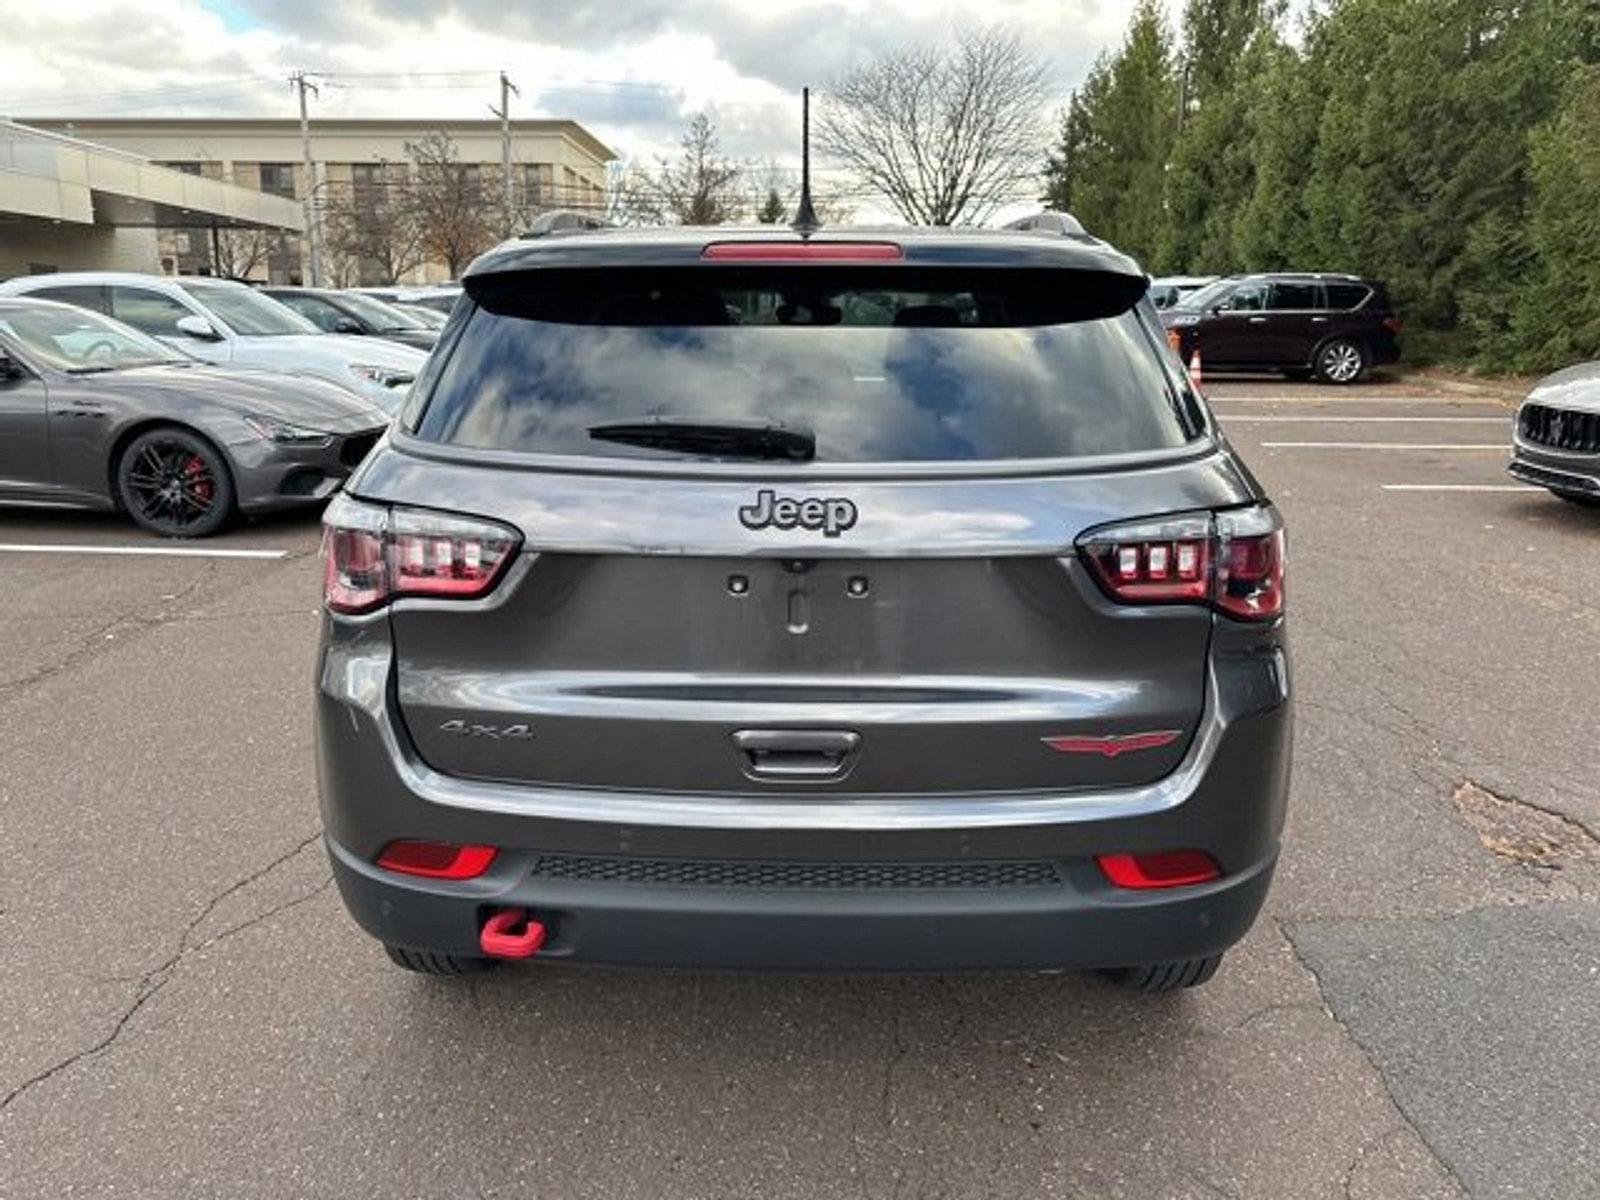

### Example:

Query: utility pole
xmin=490 ymin=71 xmax=521 ymax=236
xmin=291 ymin=71 xmax=324 ymax=286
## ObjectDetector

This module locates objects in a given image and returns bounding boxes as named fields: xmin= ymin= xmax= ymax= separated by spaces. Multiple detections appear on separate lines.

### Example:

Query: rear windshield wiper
xmin=588 ymin=417 xmax=816 ymax=462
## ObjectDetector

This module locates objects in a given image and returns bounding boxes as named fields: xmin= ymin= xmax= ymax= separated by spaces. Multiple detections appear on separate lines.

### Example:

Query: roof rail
xmin=1004 ymin=211 xmax=1086 ymax=237
xmin=522 ymin=210 xmax=610 ymax=238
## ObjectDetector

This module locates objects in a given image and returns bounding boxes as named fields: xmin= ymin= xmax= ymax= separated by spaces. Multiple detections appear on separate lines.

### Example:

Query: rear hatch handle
xmin=734 ymin=729 xmax=861 ymax=781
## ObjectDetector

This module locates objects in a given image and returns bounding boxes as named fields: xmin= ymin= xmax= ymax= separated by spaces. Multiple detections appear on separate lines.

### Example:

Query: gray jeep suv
xmin=316 ymin=224 xmax=1292 ymax=991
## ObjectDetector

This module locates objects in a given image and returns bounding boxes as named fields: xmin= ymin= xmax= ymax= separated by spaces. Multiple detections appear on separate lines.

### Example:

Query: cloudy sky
xmin=2 ymin=1 xmax=1184 ymax=163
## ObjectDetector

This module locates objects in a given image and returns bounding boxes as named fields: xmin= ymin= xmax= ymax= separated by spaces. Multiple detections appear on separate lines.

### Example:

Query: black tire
xmin=383 ymin=944 xmax=496 ymax=976
xmin=1102 ymin=953 xmax=1223 ymax=992
xmin=1553 ymin=489 xmax=1600 ymax=509
xmin=115 ymin=427 xmax=234 ymax=537
xmin=1314 ymin=338 xmax=1367 ymax=385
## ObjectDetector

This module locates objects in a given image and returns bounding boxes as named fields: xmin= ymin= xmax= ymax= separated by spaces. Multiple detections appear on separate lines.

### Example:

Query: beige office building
xmin=22 ymin=117 xmax=616 ymax=286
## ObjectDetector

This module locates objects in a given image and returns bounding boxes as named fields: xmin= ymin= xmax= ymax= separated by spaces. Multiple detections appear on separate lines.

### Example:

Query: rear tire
xmin=383 ymin=944 xmax=496 ymax=976
xmin=1553 ymin=489 xmax=1600 ymax=508
xmin=1314 ymin=339 xmax=1367 ymax=385
xmin=1102 ymin=953 xmax=1223 ymax=992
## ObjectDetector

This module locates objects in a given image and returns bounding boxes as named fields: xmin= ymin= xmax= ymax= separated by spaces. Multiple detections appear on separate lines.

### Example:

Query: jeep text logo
xmin=738 ymin=489 xmax=858 ymax=538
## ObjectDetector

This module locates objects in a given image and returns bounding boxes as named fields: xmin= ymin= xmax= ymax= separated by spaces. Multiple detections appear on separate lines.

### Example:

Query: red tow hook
xmin=479 ymin=908 xmax=546 ymax=959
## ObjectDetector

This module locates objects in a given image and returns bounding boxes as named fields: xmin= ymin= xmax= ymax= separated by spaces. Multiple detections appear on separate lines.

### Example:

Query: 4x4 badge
xmin=738 ymin=489 xmax=858 ymax=538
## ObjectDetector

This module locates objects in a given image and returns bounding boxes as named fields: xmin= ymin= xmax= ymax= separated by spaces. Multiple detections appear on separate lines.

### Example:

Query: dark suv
xmin=1161 ymin=273 xmax=1400 ymax=383
xmin=316 ymin=222 xmax=1292 ymax=992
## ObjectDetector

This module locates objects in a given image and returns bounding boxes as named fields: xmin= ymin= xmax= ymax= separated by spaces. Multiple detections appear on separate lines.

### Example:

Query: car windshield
xmin=412 ymin=267 xmax=1195 ymax=463
xmin=0 ymin=304 xmax=186 ymax=372
xmin=179 ymin=283 xmax=319 ymax=336
xmin=1172 ymin=279 xmax=1237 ymax=311
xmin=335 ymin=291 xmax=427 ymax=331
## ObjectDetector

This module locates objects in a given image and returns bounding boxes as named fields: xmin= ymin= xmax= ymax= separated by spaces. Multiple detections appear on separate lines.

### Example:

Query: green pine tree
xmin=757 ymin=189 xmax=787 ymax=224
xmin=1042 ymin=0 xmax=1178 ymax=266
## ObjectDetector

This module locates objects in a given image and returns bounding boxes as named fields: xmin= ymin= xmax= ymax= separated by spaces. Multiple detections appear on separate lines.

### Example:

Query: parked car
xmin=1508 ymin=362 xmax=1600 ymax=507
xmin=0 ymin=273 xmax=425 ymax=413
xmin=1160 ymin=273 xmax=1401 ymax=383
xmin=261 ymin=286 xmax=439 ymax=350
xmin=1148 ymin=275 xmax=1217 ymax=310
xmin=391 ymin=303 xmax=448 ymax=330
xmin=317 ymin=223 xmax=1291 ymax=991
xmin=0 ymin=297 xmax=386 ymax=536
xmin=355 ymin=284 xmax=462 ymax=316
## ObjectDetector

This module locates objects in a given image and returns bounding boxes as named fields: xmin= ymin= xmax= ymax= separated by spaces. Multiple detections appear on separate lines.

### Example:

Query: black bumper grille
xmin=1520 ymin=404 xmax=1600 ymax=454
xmin=527 ymin=853 xmax=1063 ymax=891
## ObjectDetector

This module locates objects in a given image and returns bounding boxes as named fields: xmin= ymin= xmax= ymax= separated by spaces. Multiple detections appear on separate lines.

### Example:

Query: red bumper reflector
xmin=700 ymin=241 xmax=903 ymax=261
xmin=375 ymin=840 xmax=498 ymax=880
xmin=1097 ymin=850 xmax=1222 ymax=889
xmin=480 ymin=908 xmax=547 ymax=959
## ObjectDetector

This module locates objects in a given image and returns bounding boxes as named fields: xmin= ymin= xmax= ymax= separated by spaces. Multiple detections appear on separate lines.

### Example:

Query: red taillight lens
xmin=321 ymin=495 xmax=519 ymax=614
xmin=1078 ymin=507 xmax=1284 ymax=621
xmin=700 ymin=241 xmax=903 ymax=261
xmin=1382 ymin=316 xmax=1403 ymax=334
xmin=1097 ymin=850 xmax=1221 ymax=889
xmin=1215 ymin=524 xmax=1285 ymax=620
xmin=376 ymin=840 xmax=498 ymax=879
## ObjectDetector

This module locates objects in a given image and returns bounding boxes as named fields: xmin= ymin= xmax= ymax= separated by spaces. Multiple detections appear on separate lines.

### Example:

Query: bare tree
xmin=405 ymin=132 xmax=498 ymax=277
xmin=629 ymin=113 xmax=745 ymax=225
xmin=207 ymin=226 xmax=274 ymax=279
xmin=323 ymin=173 xmax=427 ymax=286
xmin=817 ymin=27 xmax=1048 ymax=225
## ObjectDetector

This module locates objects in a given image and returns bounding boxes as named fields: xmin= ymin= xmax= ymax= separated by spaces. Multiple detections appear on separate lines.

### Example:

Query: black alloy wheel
xmin=116 ymin=428 xmax=235 ymax=537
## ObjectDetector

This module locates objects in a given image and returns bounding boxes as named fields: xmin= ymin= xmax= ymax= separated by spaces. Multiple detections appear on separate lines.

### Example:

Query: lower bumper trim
xmin=328 ymin=836 xmax=1277 ymax=972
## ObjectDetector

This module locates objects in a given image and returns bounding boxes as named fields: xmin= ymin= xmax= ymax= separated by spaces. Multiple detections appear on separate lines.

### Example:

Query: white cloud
xmin=1 ymin=0 xmax=1165 ymax=218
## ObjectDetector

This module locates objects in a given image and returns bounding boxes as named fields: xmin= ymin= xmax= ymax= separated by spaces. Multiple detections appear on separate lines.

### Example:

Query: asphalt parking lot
xmin=2 ymin=376 xmax=1597 ymax=1199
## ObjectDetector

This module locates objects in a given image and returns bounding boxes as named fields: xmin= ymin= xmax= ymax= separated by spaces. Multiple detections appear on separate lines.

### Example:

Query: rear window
xmin=1326 ymin=283 xmax=1372 ymax=310
xmin=410 ymin=267 xmax=1195 ymax=463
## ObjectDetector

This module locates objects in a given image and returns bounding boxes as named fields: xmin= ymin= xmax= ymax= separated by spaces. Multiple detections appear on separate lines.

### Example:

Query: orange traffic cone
xmin=1187 ymin=347 xmax=1203 ymax=389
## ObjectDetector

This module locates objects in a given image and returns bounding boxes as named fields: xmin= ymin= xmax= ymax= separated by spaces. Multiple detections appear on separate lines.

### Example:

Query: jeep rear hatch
xmin=367 ymin=263 xmax=1248 ymax=796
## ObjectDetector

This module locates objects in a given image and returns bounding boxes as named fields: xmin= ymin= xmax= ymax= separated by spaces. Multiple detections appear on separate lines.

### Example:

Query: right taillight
xmin=321 ymin=494 xmax=519 ymax=614
xmin=1079 ymin=507 xmax=1284 ymax=621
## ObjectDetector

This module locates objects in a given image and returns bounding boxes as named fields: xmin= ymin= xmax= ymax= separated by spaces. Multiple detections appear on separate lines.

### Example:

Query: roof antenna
xmin=791 ymin=86 xmax=820 ymax=235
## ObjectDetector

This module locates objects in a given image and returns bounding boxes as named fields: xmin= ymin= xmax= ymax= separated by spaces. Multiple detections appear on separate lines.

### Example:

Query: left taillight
xmin=321 ymin=493 xmax=519 ymax=614
xmin=1078 ymin=506 xmax=1284 ymax=621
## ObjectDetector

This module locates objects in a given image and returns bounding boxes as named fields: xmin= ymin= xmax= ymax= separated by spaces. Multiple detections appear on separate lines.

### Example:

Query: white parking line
xmin=1381 ymin=484 xmax=1536 ymax=492
xmin=1260 ymin=442 xmax=1509 ymax=450
xmin=1224 ymin=415 xmax=1505 ymax=423
xmin=0 ymin=542 xmax=288 ymax=560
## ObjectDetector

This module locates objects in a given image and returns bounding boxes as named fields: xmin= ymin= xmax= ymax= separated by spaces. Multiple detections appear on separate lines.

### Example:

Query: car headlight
xmin=244 ymin=415 xmax=334 ymax=447
xmin=349 ymin=364 xmax=415 ymax=389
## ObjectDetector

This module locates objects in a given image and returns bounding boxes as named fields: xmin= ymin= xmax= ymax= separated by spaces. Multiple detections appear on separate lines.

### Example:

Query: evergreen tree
xmin=1510 ymin=66 xmax=1600 ymax=368
xmin=757 ymin=189 xmax=787 ymax=224
xmin=1041 ymin=0 xmax=1178 ymax=265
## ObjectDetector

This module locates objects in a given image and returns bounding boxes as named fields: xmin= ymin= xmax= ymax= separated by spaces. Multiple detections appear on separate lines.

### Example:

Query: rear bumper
xmin=328 ymin=835 xmax=1278 ymax=970
xmin=315 ymin=614 xmax=1291 ymax=970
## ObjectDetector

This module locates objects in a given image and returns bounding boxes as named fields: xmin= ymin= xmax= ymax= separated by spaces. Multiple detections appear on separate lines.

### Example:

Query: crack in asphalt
xmin=1341 ymin=1125 xmax=1408 ymax=1200
xmin=1275 ymin=917 xmax=1470 ymax=1199
xmin=0 ymin=829 xmax=327 ymax=1116
xmin=0 ymin=555 xmax=319 ymax=705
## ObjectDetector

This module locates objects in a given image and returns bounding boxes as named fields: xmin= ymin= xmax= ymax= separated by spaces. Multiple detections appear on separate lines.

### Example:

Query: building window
xmin=161 ymin=161 xmax=203 ymax=176
xmin=259 ymin=163 xmax=297 ymax=198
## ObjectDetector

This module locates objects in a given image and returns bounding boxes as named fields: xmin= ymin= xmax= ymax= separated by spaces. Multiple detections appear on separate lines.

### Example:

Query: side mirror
xmin=333 ymin=316 xmax=365 ymax=335
xmin=175 ymin=314 xmax=222 ymax=341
